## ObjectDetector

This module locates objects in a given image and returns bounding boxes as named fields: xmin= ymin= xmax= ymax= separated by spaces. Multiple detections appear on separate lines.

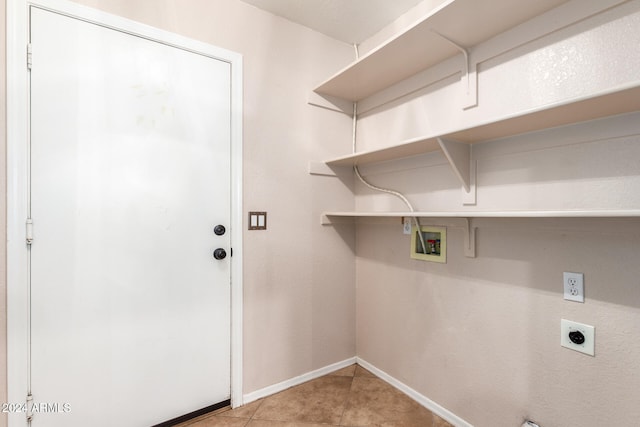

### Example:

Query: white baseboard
xmin=356 ymin=357 xmax=474 ymax=427
xmin=242 ymin=356 xmax=357 ymax=404
xmin=241 ymin=356 xmax=471 ymax=427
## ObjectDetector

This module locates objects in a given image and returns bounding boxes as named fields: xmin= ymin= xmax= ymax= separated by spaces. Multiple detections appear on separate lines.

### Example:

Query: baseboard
xmin=241 ymin=356 xmax=472 ymax=427
xmin=243 ymin=356 xmax=357 ymax=404
xmin=356 ymin=357 xmax=474 ymax=427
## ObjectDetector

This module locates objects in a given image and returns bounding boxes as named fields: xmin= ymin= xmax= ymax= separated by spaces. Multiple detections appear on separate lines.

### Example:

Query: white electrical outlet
xmin=403 ymin=217 xmax=412 ymax=235
xmin=561 ymin=319 xmax=595 ymax=356
xmin=563 ymin=272 xmax=584 ymax=303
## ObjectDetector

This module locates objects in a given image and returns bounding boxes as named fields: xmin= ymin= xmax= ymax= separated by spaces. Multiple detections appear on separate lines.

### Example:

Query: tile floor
xmin=177 ymin=364 xmax=454 ymax=427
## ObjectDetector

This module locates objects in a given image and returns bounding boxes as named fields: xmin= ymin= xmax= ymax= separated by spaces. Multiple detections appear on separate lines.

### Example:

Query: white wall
xmin=354 ymin=0 xmax=640 ymax=426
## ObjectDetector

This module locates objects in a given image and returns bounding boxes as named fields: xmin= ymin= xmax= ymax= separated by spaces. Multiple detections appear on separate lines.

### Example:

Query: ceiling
xmin=238 ymin=0 xmax=426 ymax=44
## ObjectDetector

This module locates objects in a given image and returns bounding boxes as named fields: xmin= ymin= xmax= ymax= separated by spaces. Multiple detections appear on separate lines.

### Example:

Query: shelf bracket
xmin=309 ymin=161 xmax=337 ymax=176
xmin=308 ymin=91 xmax=354 ymax=115
xmin=463 ymin=218 xmax=476 ymax=258
xmin=321 ymin=213 xmax=356 ymax=225
xmin=437 ymin=138 xmax=476 ymax=205
xmin=431 ymin=30 xmax=477 ymax=110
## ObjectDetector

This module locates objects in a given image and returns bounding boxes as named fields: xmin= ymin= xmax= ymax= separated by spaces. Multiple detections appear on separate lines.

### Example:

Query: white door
xmin=29 ymin=7 xmax=231 ymax=426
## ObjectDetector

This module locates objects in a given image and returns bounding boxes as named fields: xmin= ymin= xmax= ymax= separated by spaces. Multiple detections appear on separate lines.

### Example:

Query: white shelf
xmin=313 ymin=1 xmax=640 ymax=258
xmin=322 ymin=210 xmax=640 ymax=224
xmin=325 ymin=83 xmax=640 ymax=167
xmin=314 ymin=0 xmax=570 ymax=102
xmin=323 ymin=210 xmax=640 ymax=259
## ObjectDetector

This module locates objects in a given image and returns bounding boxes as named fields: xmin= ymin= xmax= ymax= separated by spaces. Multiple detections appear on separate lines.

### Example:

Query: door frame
xmin=6 ymin=0 xmax=244 ymax=422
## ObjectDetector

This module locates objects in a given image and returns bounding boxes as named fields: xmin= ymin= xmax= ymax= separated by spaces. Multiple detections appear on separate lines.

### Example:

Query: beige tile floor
xmin=177 ymin=364 xmax=454 ymax=427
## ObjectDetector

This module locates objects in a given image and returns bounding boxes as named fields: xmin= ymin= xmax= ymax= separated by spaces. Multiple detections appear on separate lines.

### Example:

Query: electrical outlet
xmin=403 ymin=217 xmax=412 ymax=235
xmin=563 ymin=272 xmax=584 ymax=303
xmin=561 ymin=319 xmax=595 ymax=356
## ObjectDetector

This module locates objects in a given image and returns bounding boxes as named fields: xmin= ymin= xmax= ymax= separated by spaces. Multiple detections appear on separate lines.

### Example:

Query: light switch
xmin=249 ymin=212 xmax=267 ymax=230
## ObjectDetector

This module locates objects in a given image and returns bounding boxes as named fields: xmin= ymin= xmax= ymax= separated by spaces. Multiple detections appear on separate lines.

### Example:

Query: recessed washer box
xmin=411 ymin=225 xmax=446 ymax=263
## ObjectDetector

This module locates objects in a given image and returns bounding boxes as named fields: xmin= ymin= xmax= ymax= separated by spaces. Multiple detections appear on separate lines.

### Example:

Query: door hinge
xmin=26 ymin=218 xmax=34 ymax=245
xmin=27 ymin=43 xmax=32 ymax=70
xmin=26 ymin=393 xmax=34 ymax=422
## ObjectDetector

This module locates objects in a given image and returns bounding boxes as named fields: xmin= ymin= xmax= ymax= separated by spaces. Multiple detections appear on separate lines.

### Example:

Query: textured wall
xmin=354 ymin=0 xmax=640 ymax=426
xmin=357 ymin=217 xmax=640 ymax=426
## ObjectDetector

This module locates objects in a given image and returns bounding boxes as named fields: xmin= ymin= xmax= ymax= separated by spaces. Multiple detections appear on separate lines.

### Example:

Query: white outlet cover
xmin=561 ymin=319 xmax=595 ymax=356
xmin=402 ymin=217 xmax=412 ymax=235
xmin=563 ymin=272 xmax=584 ymax=303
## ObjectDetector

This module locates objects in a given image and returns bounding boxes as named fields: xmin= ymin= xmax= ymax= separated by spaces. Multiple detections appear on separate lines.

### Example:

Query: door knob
xmin=214 ymin=225 xmax=226 ymax=236
xmin=213 ymin=248 xmax=227 ymax=260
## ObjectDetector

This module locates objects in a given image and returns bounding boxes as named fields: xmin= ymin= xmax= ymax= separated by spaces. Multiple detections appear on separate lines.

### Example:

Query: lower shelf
xmin=321 ymin=210 xmax=640 ymax=225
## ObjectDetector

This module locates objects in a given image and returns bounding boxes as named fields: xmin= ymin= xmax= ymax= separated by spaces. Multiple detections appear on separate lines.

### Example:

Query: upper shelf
xmin=325 ymin=83 xmax=640 ymax=167
xmin=314 ymin=0 xmax=570 ymax=102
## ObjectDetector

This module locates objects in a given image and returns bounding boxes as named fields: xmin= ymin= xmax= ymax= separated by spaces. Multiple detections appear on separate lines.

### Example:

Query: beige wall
xmin=357 ymin=217 xmax=640 ymax=426
xmin=354 ymin=1 xmax=640 ymax=426
xmin=2 ymin=0 xmax=356 ymax=409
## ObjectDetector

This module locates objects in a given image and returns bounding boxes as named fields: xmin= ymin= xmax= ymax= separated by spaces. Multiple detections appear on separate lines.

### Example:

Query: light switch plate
xmin=248 ymin=212 xmax=267 ymax=230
